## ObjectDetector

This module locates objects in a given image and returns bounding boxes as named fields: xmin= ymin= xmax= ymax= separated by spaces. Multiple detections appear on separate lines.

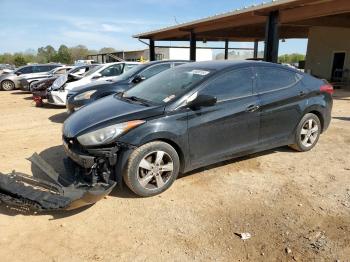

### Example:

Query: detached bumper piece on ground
xmin=0 ymin=153 xmax=116 ymax=212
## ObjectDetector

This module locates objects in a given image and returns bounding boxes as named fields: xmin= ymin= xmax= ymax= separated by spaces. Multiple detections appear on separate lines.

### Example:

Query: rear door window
xmin=201 ymin=67 xmax=254 ymax=101
xmin=34 ymin=66 xmax=52 ymax=73
xmin=255 ymin=67 xmax=301 ymax=93
xmin=140 ymin=63 xmax=172 ymax=79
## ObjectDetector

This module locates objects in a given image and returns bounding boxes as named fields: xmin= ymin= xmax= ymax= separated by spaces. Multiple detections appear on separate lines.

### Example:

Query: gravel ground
xmin=0 ymin=90 xmax=349 ymax=262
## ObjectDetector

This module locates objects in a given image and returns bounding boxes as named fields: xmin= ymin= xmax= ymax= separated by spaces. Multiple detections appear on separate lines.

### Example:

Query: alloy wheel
xmin=2 ymin=80 xmax=14 ymax=91
xmin=137 ymin=151 xmax=174 ymax=190
xmin=300 ymin=119 xmax=319 ymax=148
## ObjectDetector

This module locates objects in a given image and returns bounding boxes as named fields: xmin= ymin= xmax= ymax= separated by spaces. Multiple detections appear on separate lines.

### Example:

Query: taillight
xmin=320 ymin=84 xmax=334 ymax=95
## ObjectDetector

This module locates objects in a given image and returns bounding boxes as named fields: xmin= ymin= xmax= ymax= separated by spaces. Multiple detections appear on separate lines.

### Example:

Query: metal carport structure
xmin=133 ymin=0 xmax=350 ymax=63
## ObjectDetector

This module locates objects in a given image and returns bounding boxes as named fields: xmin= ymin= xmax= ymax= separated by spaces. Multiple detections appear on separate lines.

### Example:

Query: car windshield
xmin=123 ymin=67 xmax=213 ymax=105
xmin=48 ymin=68 xmax=58 ymax=74
xmin=83 ymin=65 xmax=103 ymax=77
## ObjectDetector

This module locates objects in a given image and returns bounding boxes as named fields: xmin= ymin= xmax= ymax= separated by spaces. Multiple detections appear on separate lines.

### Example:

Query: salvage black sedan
xmin=66 ymin=60 xmax=188 ymax=114
xmin=63 ymin=61 xmax=333 ymax=197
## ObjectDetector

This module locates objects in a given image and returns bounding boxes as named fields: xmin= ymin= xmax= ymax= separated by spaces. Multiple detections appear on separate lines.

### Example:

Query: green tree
xmin=0 ymin=53 xmax=15 ymax=64
xmin=53 ymin=45 xmax=73 ymax=64
xmin=99 ymin=47 xmax=116 ymax=54
xmin=37 ymin=45 xmax=57 ymax=63
xmin=279 ymin=53 xmax=305 ymax=64
xmin=69 ymin=45 xmax=90 ymax=62
xmin=13 ymin=54 xmax=27 ymax=66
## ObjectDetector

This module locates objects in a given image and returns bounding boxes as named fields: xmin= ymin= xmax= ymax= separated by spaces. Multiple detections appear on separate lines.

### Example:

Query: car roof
xmin=104 ymin=62 xmax=140 ymax=65
xmin=145 ymin=60 xmax=191 ymax=65
xmin=178 ymin=60 xmax=288 ymax=70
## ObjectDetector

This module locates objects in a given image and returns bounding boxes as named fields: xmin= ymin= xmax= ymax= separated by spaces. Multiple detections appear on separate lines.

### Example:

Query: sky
xmin=0 ymin=0 xmax=307 ymax=55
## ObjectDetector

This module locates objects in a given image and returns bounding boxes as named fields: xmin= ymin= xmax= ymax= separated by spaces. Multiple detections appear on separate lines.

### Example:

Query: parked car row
xmin=47 ymin=62 xmax=140 ymax=106
xmin=0 ymin=63 xmax=62 ymax=91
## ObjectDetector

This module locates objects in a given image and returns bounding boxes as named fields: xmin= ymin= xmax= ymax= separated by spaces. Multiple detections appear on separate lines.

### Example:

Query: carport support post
xmin=224 ymin=40 xmax=229 ymax=60
xmin=264 ymin=11 xmax=279 ymax=63
xmin=149 ymin=39 xmax=156 ymax=61
xmin=254 ymin=40 xmax=259 ymax=59
xmin=190 ymin=31 xmax=196 ymax=61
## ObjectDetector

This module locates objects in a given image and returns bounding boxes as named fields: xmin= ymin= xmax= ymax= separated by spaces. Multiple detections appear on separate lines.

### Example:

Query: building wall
xmin=305 ymin=26 xmax=350 ymax=80
xmin=169 ymin=48 xmax=213 ymax=61
xmin=96 ymin=47 xmax=213 ymax=62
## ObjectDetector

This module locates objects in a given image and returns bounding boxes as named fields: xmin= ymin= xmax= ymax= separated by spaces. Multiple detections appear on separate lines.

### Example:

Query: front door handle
xmin=246 ymin=104 xmax=260 ymax=112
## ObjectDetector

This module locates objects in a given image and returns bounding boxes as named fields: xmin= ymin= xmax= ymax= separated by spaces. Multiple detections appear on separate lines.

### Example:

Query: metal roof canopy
xmin=134 ymin=0 xmax=350 ymax=42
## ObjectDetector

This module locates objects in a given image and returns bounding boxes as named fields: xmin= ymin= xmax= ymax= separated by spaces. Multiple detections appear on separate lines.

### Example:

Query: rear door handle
xmin=246 ymin=104 xmax=260 ymax=112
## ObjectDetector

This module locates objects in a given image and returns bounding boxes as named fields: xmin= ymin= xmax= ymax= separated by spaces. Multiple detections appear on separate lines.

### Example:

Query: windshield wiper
xmin=122 ymin=96 xmax=152 ymax=106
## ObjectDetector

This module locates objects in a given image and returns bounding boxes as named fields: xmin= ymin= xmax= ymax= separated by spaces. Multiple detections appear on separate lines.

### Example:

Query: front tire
xmin=290 ymin=113 xmax=321 ymax=152
xmin=29 ymin=81 xmax=38 ymax=92
xmin=1 ymin=80 xmax=15 ymax=91
xmin=123 ymin=141 xmax=180 ymax=197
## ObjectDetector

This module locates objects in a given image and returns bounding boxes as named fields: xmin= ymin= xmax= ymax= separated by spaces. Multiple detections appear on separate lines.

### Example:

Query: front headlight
xmin=74 ymin=90 xmax=97 ymax=101
xmin=77 ymin=120 xmax=145 ymax=146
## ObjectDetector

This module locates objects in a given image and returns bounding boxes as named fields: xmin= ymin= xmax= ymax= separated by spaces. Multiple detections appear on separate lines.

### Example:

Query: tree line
xmin=0 ymin=45 xmax=117 ymax=67
xmin=278 ymin=53 xmax=305 ymax=64
xmin=1 ymin=44 xmax=305 ymax=67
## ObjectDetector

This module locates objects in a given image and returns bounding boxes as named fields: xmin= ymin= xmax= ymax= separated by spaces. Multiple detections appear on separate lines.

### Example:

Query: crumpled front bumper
xmin=0 ymin=153 xmax=116 ymax=212
xmin=47 ymin=90 xmax=67 ymax=106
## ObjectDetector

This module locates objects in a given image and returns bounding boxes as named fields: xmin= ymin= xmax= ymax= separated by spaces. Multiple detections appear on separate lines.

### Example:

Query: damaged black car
xmin=62 ymin=61 xmax=332 ymax=197
xmin=0 ymin=61 xmax=333 ymax=211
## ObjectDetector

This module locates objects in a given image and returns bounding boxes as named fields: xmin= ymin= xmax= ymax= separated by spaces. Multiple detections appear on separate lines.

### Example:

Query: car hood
xmin=70 ymin=79 xmax=129 ymax=94
xmin=63 ymin=95 xmax=165 ymax=138
xmin=69 ymin=80 xmax=115 ymax=93
xmin=0 ymin=73 xmax=16 ymax=80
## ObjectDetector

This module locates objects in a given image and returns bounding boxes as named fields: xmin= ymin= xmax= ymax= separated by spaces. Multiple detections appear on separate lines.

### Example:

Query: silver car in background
xmin=0 ymin=64 xmax=61 ymax=91
xmin=20 ymin=66 xmax=73 ymax=91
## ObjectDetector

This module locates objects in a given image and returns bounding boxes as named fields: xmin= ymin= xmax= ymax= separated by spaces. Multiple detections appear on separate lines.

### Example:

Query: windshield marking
xmin=191 ymin=70 xmax=210 ymax=76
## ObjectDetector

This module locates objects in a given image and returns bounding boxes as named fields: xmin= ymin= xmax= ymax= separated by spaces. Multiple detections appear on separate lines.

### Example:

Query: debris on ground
xmin=285 ymin=247 xmax=292 ymax=254
xmin=305 ymin=231 xmax=328 ymax=252
xmin=235 ymin=232 xmax=252 ymax=240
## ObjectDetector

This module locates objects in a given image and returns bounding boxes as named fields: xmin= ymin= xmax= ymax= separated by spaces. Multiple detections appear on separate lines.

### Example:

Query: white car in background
xmin=47 ymin=62 xmax=140 ymax=106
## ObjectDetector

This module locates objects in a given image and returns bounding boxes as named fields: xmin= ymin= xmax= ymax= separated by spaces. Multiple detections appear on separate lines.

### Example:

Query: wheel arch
xmin=302 ymin=106 xmax=325 ymax=132
xmin=115 ymin=135 xmax=187 ymax=188
xmin=141 ymin=138 xmax=186 ymax=174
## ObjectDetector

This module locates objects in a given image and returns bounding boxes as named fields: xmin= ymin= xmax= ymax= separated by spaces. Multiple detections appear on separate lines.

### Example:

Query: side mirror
xmin=187 ymin=94 xmax=217 ymax=109
xmin=132 ymin=75 xmax=146 ymax=84
xmin=16 ymin=72 xmax=22 ymax=76
xmin=92 ymin=73 xmax=102 ymax=80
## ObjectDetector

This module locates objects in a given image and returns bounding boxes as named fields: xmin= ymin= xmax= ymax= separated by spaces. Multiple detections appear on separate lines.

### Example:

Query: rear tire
xmin=123 ymin=141 xmax=180 ymax=197
xmin=1 ymin=80 xmax=15 ymax=91
xmin=289 ymin=113 xmax=321 ymax=152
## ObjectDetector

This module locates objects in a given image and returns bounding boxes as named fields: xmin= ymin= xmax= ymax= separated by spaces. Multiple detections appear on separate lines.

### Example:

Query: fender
xmin=300 ymin=102 xmax=328 ymax=132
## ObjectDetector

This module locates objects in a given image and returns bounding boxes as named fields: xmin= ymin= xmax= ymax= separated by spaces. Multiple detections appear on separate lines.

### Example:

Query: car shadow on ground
xmin=40 ymin=104 xmax=66 ymax=110
xmin=179 ymin=146 xmax=294 ymax=179
xmin=333 ymin=116 xmax=350 ymax=122
xmin=0 ymin=144 xmax=295 ymax=218
xmin=23 ymin=96 xmax=33 ymax=100
xmin=49 ymin=112 xmax=68 ymax=123
xmin=10 ymin=91 xmax=31 ymax=95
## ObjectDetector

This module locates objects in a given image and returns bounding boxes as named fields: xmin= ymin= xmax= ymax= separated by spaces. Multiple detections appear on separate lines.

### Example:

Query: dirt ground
xmin=0 ymin=90 xmax=349 ymax=262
